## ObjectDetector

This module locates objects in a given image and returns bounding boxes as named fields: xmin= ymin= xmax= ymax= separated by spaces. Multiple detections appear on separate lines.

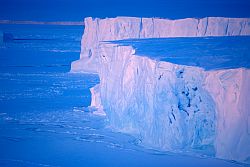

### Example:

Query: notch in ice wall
xmin=71 ymin=16 xmax=250 ymax=164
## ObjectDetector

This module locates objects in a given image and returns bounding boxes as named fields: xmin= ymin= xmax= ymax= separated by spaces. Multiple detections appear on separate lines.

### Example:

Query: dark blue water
xmin=111 ymin=36 xmax=250 ymax=70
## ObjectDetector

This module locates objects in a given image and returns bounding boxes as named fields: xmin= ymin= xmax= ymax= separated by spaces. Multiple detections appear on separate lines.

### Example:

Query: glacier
xmin=71 ymin=17 xmax=250 ymax=163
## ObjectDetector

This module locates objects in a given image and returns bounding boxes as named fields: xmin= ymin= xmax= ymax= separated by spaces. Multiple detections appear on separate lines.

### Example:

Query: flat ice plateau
xmin=71 ymin=17 xmax=250 ymax=164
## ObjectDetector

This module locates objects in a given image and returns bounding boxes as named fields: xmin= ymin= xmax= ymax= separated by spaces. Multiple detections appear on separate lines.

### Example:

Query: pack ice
xmin=71 ymin=17 xmax=250 ymax=163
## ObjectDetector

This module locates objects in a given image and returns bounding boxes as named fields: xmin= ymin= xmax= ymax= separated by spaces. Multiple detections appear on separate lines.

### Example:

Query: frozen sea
xmin=0 ymin=24 xmax=248 ymax=167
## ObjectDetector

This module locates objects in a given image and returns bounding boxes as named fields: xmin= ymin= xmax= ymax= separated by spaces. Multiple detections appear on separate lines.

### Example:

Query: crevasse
xmin=71 ymin=17 xmax=250 ymax=163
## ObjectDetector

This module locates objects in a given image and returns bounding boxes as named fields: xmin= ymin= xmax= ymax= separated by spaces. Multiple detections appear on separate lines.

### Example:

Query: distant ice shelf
xmin=71 ymin=17 xmax=250 ymax=164
xmin=71 ymin=16 xmax=250 ymax=73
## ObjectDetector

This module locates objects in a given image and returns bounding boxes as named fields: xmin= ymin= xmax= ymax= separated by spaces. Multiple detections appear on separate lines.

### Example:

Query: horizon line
xmin=0 ymin=20 xmax=84 ymax=26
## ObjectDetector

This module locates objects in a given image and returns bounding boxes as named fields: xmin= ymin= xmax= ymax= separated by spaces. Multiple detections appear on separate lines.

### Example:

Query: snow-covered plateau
xmin=71 ymin=17 xmax=250 ymax=163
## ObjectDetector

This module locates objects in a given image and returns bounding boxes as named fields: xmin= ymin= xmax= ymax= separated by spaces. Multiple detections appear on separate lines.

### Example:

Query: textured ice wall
xmin=98 ymin=44 xmax=216 ymax=152
xmin=96 ymin=43 xmax=250 ymax=162
xmin=71 ymin=17 xmax=250 ymax=73
xmin=71 ymin=17 xmax=250 ymax=163
xmin=205 ymin=69 xmax=250 ymax=161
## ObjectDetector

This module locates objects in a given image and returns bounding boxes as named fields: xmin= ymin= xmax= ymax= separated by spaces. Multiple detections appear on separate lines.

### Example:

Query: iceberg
xmin=71 ymin=17 xmax=250 ymax=163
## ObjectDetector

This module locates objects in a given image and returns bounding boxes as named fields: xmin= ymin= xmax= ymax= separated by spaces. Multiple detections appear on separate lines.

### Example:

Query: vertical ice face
xmin=97 ymin=43 xmax=250 ymax=162
xmin=205 ymin=69 xmax=250 ymax=161
xmin=71 ymin=17 xmax=250 ymax=163
xmin=98 ymin=44 xmax=216 ymax=151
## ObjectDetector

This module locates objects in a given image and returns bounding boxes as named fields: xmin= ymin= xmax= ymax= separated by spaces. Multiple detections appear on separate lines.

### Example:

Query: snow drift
xmin=71 ymin=17 xmax=250 ymax=163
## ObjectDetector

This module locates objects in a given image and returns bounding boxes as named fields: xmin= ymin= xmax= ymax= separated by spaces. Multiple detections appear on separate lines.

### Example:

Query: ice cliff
xmin=71 ymin=17 xmax=250 ymax=163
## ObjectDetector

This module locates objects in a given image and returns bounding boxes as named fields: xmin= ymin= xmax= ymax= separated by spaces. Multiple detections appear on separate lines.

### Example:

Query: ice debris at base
xmin=71 ymin=17 xmax=250 ymax=163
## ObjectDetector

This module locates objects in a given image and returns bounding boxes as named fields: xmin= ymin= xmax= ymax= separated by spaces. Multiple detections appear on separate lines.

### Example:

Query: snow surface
xmin=109 ymin=37 xmax=250 ymax=70
xmin=71 ymin=17 xmax=250 ymax=164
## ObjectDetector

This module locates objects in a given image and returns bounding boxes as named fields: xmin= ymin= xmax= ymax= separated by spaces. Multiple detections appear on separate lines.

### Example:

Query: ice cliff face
xmin=98 ymin=44 xmax=216 ymax=151
xmin=205 ymin=68 xmax=250 ymax=161
xmin=71 ymin=17 xmax=250 ymax=163
xmin=96 ymin=43 xmax=250 ymax=162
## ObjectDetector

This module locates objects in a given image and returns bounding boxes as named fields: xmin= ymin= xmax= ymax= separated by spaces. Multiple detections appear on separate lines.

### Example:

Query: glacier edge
xmin=71 ymin=16 xmax=250 ymax=163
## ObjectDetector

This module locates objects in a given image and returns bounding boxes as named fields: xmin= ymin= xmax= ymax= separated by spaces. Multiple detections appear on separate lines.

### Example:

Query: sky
xmin=0 ymin=0 xmax=250 ymax=21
